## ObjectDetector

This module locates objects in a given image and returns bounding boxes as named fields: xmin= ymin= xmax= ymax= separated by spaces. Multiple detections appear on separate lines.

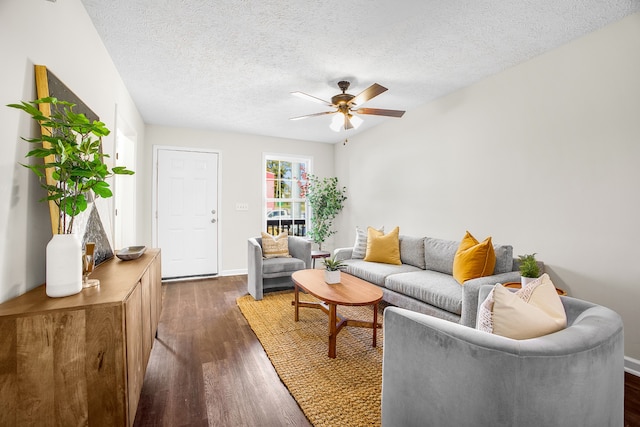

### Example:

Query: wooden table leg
xmin=294 ymin=284 xmax=299 ymax=322
xmin=328 ymin=303 xmax=337 ymax=358
xmin=372 ymin=302 xmax=378 ymax=348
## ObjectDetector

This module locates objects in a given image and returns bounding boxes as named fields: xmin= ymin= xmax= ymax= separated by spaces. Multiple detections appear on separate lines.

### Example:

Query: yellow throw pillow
xmin=477 ymin=274 xmax=567 ymax=339
xmin=364 ymin=226 xmax=401 ymax=265
xmin=261 ymin=232 xmax=291 ymax=259
xmin=453 ymin=231 xmax=496 ymax=284
xmin=352 ymin=225 xmax=384 ymax=259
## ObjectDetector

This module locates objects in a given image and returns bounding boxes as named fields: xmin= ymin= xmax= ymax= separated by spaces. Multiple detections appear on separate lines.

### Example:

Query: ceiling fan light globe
xmin=350 ymin=114 xmax=363 ymax=129
xmin=330 ymin=114 xmax=343 ymax=132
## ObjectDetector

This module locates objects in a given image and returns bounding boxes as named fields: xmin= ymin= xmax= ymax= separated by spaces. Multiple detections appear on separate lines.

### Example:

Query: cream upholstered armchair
xmin=247 ymin=235 xmax=311 ymax=300
xmin=381 ymin=286 xmax=624 ymax=427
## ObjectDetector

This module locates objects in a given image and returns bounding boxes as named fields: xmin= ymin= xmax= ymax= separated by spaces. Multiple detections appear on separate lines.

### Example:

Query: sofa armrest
xmin=288 ymin=236 xmax=312 ymax=269
xmin=382 ymin=305 xmax=624 ymax=427
xmin=333 ymin=247 xmax=353 ymax=261
xmin=382 ymin=306 xmax=518 ymax=426
xmin=247 ymin=238 xmax=264 ymax=300
xmin=460 ymin=270 xmax=521 ymax=327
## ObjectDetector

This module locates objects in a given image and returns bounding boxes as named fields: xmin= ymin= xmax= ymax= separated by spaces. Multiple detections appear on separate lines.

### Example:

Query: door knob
xmin=211 ymin=218 xmax=217 ymax=223
xmin=211 ymin=209 xmax=216 ymax=214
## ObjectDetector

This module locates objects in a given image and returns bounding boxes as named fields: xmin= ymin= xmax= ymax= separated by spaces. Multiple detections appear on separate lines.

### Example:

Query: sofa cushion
xmin=424 ymin=236 xmax=514 ymax=276
xmin=493 ymin=244 xmax=514 ymax=274
xmin=453 ymin=231 xmax=496 ymax=284
xmin=364 ymin=226 xmax=401 ymax=265
xmin=385 ymin=270 xmax=463 ymax=315
xmin=342 ymin=259 xmax=421 ymax=287
xmin=477 ymin=274 xmax=567 ymax=339
xmin=399 ymin=235 xmax=426 ymax=269
xmin=261 ymin=232 xmax=291 ymax=259
xmin=352 ymin=225 xmax=383 ymax=259
xmin=424 ymin=237 xmax=458 ymax=275
xmin=262 ymin=257 xmax=306 ymax=277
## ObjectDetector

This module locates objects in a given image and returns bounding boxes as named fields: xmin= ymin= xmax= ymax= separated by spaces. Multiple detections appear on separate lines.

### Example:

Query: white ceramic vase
xmin=521 ymin=276 xmax=536 ymax=287
xmin=46 ymin=234 xmax=83 ymax=298
xmin=325 ymin=270 xmax=341 ymax=284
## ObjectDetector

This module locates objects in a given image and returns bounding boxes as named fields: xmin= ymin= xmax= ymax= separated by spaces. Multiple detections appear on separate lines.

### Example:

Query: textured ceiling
xmin=80 ymin=0 xmax=640 ymax=143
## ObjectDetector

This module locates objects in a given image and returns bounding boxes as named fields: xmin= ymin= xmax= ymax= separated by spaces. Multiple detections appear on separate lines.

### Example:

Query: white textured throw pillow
xmin=352 ymin=226 xmax=383 ymax=259
xmin=477 ymin=274 xmax=567 ymax=339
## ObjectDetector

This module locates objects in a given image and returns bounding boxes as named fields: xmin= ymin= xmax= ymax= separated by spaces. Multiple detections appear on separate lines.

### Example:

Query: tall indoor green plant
xmin=8 ymin=96 xmax=134 ymax=297
xmin=304 ymin=175 xmax=347 ymax=250
xmin=8 ymin=97 xmax=134 ymax=234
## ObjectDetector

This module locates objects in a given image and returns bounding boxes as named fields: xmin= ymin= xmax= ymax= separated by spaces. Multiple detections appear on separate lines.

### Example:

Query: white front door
xmin=156 ymin=148 xmax=219 ymax=279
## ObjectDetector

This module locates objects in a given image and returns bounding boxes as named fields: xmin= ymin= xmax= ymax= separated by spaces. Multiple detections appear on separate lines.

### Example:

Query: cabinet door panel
xmin=141 ymin=273 xmax=152 ymax=366
xmin=150 ymin=254 xmax=161 ymax=337
xmin=125 ymin=285 xmax=143 ymax=426
xmin=86 ymin=305 xmax=126 ymax=424
xmin=13 ymin=311 xmax=88 ymax=425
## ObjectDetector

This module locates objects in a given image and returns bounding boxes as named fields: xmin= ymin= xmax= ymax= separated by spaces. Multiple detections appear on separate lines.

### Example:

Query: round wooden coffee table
xmin=291 ymin=269 xmax=383 ymax=358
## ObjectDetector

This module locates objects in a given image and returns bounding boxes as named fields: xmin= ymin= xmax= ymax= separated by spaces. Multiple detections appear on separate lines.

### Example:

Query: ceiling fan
xmin=290 ymin=81 xmax=405 ymax=132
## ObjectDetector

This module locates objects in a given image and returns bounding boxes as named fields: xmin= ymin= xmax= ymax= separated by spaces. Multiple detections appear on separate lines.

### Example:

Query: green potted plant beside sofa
xmin=518 ymin=253 xmax=540 ymax=286
xmin=8 ymin=97 xmax=134 ymax=297
xmin=304 ymin=174 xmax=347 ymax=250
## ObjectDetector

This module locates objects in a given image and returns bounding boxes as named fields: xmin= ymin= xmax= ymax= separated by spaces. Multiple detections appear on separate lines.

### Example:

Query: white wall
xmin=0 ymin=0 xmax=145 ymax=302
xmin=334 ymin=13 xmax=640 ymax=360
xmin=143 ymin=125 xmax=334 ymax=274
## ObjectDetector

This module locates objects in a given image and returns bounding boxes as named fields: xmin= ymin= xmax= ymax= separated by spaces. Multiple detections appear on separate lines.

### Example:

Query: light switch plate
xmin=236 ymin=203 xmax=249 ymax=211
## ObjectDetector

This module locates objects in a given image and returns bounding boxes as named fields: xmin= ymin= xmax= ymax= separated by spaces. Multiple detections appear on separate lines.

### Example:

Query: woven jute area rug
xmin=236 ymin=290 xmax=384 ymax=427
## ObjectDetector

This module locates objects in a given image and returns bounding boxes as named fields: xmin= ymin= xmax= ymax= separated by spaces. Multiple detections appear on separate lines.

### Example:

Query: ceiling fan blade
xmin=290 ymin=111 xmax=336 ymax=121
xmin=344 ymin=114 xmax=354 ymax=130
xmin=350 ymin=83 xmax=387 ymax=106
xmin=355 ymin=107 xmax=405 ymax=118
xmin=291 ymin=91 xmax=333 ymax=106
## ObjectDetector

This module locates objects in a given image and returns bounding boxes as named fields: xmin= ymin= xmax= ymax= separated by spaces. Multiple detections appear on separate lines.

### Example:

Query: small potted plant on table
xmin=322 ymin=256 xmax=346 ymax=284
xmin=518 ymin=253 xmax=540 ymax=286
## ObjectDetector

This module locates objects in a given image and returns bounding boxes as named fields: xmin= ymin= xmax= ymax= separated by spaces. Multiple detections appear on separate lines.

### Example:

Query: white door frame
xmin=112 ymin=105 xmax=138 ymax=250
xmin=152 ymin=145 xmax=222 ymax=279
xmin=114 ymin=131 xmax=137 ymax=250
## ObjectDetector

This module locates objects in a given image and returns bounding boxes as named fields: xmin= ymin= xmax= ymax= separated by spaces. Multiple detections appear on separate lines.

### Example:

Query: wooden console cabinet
xmin=0 ymin=249 xmax=162 ymax=426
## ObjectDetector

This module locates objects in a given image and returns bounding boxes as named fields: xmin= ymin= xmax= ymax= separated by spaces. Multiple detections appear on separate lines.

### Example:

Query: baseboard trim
xmin=162 ymin=274 xmax=218 ymax=283
xmin=625 ymin=356 xmax=640 ymax=377
xmin=221 ymin=269 xmax=247 ymax=277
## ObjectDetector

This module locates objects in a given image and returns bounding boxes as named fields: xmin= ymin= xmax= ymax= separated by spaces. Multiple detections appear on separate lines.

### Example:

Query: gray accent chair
xmin=247 ymin=235 xmax=312 ymax=300
xmin=381 ymin=286 xmax=624 ymax=427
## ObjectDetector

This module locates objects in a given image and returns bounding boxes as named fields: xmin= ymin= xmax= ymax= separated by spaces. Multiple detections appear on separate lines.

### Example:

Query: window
xmin=264 ymin=155 xmax=310 ymax=236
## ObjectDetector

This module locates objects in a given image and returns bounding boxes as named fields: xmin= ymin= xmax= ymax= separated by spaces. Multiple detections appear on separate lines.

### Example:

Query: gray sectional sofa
xmin=333 ymin=235 xmax=522 ymax=327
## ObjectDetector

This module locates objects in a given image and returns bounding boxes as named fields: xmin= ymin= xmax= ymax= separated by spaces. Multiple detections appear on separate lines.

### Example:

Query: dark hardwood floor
xmin=627 ymin=372 xmax=640 ymax=427
xmin=134 ymin=276 xmax=640 ymax=427
xmin=133 ymin=276 xmax=311 ymax=427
